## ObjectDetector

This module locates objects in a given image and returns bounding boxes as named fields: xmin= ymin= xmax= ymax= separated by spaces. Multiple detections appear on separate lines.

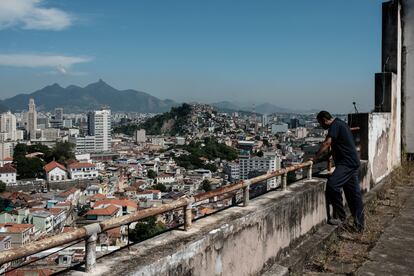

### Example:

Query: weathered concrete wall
xmin=401 ymin=0 xmax=414 ymax=154
xmin=69 ymin=179 xmax=327 ymax=276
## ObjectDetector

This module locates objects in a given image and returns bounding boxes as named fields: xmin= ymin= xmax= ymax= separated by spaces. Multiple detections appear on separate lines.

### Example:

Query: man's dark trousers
xmin=326 ymin=165 xmax=364 ymax=230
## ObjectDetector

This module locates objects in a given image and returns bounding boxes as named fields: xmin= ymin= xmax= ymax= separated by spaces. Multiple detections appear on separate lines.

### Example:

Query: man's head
xmin=317 ymin=111 xmax=334 ymax=130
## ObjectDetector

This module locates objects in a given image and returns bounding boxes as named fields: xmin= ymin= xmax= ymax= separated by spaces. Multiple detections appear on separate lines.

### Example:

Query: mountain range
xmin=1 ymin=80 xmax=178 ymax=113
xmin=0 ymin=81 xmax=317 ymax=114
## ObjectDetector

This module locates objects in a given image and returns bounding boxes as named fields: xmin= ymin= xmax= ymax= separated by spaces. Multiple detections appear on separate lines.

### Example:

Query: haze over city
xmin=0 ymin=0 xmax=384 ymax=113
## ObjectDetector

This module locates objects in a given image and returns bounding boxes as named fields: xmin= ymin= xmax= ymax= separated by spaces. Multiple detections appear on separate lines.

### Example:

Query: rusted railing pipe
xmin=99 ymin=197 xmax=190 ymax=232
xmin=0 ymin=161 xmax=315 ymax=268
xmin=0 ymin=227 xmax=87 ymax=266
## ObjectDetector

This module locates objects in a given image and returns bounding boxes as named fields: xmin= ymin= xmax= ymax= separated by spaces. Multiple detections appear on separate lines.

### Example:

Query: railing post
xmin=184 ymin=200 xmax=193 ymax=231
xmin=85 ymin=233 xmax=97 ymax=272
xmin=308 ymin=162 xmax=313 ymax=180
xmin=327 ymin=158 xmax=332 ymax=172
xmin=243 ymin=183 xmax=250 ymax=206
xmin=282 ymin=173 xmax=287 ymax=190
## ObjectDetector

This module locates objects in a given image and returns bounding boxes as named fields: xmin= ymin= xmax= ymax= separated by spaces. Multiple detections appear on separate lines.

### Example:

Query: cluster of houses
xmin=44 ymin=160 xmax=98 ymax=182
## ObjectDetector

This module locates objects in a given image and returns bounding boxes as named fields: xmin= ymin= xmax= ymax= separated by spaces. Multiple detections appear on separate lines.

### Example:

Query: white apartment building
xmin=0 ymin=112 xmax=17 ymax=141
xmin=70 ymin=135 xmax=96 ymax=153
xmin=0 ymin=165 xmax=17 ymax=186
xmin=88 ymin=109 xmax=111 ymax=152
xmin=295 ymin=127 xmax=308 ymax=139
xmin=224 ymin=162 xmax=240 ymax=182
xmin=239 ymin=152 xmax=281 ymax=189
xmin=0 ymin=142 xmax=14 ymax=162
xmin=68 ymin=163 xmax=98 ymax=180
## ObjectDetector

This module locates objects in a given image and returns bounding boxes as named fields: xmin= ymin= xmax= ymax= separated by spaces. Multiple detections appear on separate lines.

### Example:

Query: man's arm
xmin=310 ymin=136 xmax=332 ymax=162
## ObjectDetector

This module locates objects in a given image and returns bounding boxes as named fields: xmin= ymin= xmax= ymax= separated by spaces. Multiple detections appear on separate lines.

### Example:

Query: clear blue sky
xmin=0 ymin=0 xmax=384 ymax=113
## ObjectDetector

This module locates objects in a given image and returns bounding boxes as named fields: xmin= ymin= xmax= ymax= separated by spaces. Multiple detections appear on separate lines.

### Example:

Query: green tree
xmin=147 ymin=169 xmax=157 ymax=179
xmin=201 ymin=179 xmax=212 ymax=192
xmin=257 ymin=150 xmax=264 ymax=157
xmin=129 ymin=216 xmax=166 ymax=243
xmin=150 ymin=183 xmax=167 ymax=192
xmin=49 ymin=141 xmax=75 ymax=164
xmin=14 ymin=156 xmax=45 ymax=179
xmin=0 ymin=180 xmax=6 ymax=193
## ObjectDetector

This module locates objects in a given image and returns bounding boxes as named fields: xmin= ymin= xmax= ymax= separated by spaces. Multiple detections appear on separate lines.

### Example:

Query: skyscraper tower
xmin=87 ymin=109 xmax=112 ymax=152
xmin=27 ymin=98 xmax=37 ymax=140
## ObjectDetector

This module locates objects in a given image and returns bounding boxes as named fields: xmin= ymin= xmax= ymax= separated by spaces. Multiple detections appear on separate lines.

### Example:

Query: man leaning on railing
xmin=308 ymin=111 xmax=364 ymax=233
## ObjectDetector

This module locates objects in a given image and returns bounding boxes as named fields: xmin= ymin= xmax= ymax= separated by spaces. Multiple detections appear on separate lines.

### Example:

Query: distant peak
xmin=85 ymin=79 xmax=113 ymax=89
xmin=49 ymin=83 xmax=62 ymax=88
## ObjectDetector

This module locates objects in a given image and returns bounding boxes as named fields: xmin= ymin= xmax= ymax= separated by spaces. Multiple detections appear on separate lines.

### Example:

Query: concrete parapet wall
xmin=368 ymin=112 xmax=401 ymax=185
xmin=69 ymin=178 xmax=327 ymax=276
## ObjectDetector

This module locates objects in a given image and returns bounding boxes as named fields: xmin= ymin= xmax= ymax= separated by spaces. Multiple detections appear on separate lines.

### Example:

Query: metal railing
xmin=0 ymin=161 xmax=316 ymax=273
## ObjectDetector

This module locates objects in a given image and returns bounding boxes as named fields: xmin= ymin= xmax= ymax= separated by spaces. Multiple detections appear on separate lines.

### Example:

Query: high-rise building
xmin=135 ymin=129 xmax=146 ymax=143
xmin=239 ymin=152 xmax=281 ymax=189
xmin=290 ymin=118 xmax=300 ymax=129
xmin=26 ymin=98 xmax=37 ymax=140
xmin=87 ymin=109 xmax=112 ymax=152
xmin=0 ymin=112 xmax=17 ymax=141
xmin=54 ymin=108 xmax=64 ymax=121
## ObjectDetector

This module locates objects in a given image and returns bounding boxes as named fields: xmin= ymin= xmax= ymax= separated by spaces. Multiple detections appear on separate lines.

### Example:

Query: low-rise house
xmin=88 ymin=193 xmax=106 ymax=207
xmin=124 ymin=186 xmax=139 ymax=197
xmin=0 ymin=164 xmax=17 ymax=186
xmin=56 ymin=187 xmax=81 ymax=206
xmin=136 ymin=190 xmax=161 ymax=201
xmin=0 ymin=223 xmax=35 ymax=248
xmin=85 ymin=205 xmax=120 ymax=221
xmin=0 ymin=235 xmax=11 ymax=250
xmin=93 ymin=199 xmax=138 ymax=215
xmin=155 ymin=173 xmax=175 ymax=185
xmin=44 ymin=161 xmax=68 ymax=182
xmin=0 ymin=209 xmax=29 ymax=224
xmin=28 ymin=209 xmax=54 ymax=234
xmin=85 ymin=185 xmax=102 ymax=197
xmin=49 ymin=208 xmax=67 ymax=231
xmin=68 ymin=162 xmax=98 ymax=180
xmin=136 ymin=191 xmax=155 ymax=200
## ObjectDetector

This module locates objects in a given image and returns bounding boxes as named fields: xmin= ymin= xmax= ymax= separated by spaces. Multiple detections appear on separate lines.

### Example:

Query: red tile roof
xmin=57 ymin=187 xmax=79 ymax=198
xmin=0 ymin=223 xmax=34 ymax=233
xmin=89 ymin=193 xmax=106 ymax=201
xmin=94 ymin=199 xmax=138 ymax=209
xmin=86 ymin=205 xmax=119 ymax=216
xmin=0 ymin=164 xmax=16 ymax=174
xmin=44 ymin=161 xmax=66 ymax=173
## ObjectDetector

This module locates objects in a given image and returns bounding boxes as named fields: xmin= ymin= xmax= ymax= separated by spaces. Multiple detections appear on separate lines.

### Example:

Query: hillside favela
xmin=0 ymin=1 xmax=413 ymax=276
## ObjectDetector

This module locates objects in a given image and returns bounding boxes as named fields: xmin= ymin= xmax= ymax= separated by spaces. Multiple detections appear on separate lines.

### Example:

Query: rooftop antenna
xmin=353 ymin=102 xmax=359 ymax=114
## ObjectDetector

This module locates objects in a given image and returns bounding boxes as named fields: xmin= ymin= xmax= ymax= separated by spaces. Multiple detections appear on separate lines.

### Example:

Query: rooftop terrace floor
xmin=357 ymin=178 xmax=414 ymax=275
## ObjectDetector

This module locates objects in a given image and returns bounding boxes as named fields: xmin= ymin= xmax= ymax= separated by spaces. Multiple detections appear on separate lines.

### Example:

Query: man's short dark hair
xmin=317 ymin=111 xmax=332 ymax=121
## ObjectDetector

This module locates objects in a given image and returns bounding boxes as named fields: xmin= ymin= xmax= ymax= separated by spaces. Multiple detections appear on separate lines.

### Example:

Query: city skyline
xmin=0 ymin=0 xmax=384 ymax=113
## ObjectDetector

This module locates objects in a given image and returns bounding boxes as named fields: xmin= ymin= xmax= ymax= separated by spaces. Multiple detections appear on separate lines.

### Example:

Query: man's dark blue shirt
xmin=327 ymin=118 xmax=360 ymax=169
